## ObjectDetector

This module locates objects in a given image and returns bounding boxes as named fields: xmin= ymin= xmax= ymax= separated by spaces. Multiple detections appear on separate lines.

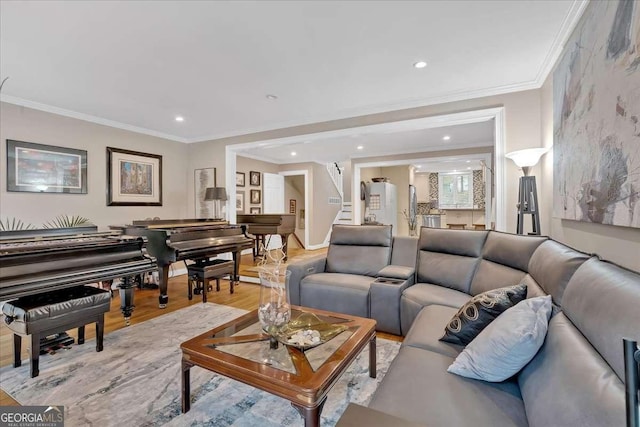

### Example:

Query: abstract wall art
xmin=553 ymin=0 xmax=640 ymax=228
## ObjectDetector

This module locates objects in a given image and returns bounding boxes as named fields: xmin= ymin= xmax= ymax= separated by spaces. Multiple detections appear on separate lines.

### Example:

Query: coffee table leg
xmin=292 ymin=398 xmax=326 ymax=427
xmin=369 ymin=335 xmax=377 ymax=378
xmin=182 ymin=359 xmax=192 ymax=413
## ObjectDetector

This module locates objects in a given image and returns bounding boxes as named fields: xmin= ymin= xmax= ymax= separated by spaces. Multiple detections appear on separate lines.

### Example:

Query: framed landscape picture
xmin=250 ymin=207 xmax=261 ymax=214
xmin=6 ymin=139 xmax=87 ymax=194
xmin=107 ymin=147 xmax=162 ymax=206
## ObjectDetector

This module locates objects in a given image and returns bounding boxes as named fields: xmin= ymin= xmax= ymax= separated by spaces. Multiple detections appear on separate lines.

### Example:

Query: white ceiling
xmin=0 ymin=1 xmax=584 ymax=143
xmin=237 ymin=119 xmax=494 ymax=164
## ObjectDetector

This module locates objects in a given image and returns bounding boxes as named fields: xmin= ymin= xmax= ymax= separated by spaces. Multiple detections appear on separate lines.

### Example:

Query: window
xmin=438 ymin=172 xmax=473 ymax=208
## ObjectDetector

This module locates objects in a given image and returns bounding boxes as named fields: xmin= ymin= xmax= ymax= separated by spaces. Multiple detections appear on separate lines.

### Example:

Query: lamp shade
xmin=505 ymin=148 xmax=549 ymax=168
xmin=204 ymin=187 xmax=227 ymax=201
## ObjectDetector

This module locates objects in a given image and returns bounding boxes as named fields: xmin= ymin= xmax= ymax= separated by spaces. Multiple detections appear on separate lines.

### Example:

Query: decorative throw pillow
xmin=440 ymin=283 xmax=527 ymax=345
xmin=447 ymin=295 xmax=552 ymax=382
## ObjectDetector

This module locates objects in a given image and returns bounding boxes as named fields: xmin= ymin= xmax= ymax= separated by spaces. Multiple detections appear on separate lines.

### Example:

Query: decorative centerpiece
xmin=258 ymin=265 xmax=291 ymax=349
xmin=275 ymin=311 xmax=348 ymax=350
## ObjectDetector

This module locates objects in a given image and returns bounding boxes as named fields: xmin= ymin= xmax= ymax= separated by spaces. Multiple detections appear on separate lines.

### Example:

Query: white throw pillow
xmin=447 ymin=295 xmax=552 ymax=382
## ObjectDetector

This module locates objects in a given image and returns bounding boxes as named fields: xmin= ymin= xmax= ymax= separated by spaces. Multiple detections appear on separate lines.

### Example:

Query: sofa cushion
xmin=527 ymin=240 xmax=591 ymax=307
xmin=369 ymin=346 xmax=528 ymax=427
xmin=469 ymin=260 xmax=528 ymax=296
xmin=480 ymin=231 xmax=547 ymax=272
xmin=299 ymin=273 xmax=372 ymax=318
xmin=440 ymin=284 xmax=527 ymax=346
xmin=400 ymin=284 xmax=471 ymax=335
xmin=561 ymin=258 xmax=640 ymax=380
xmin=390 ymin=235 xmax=418 ymax=267
xmin=326 ymin=225 xmax=392 ymax=276
xmin=415 ymin=228 xmax=488 ymax=293
xmin=448 ymin=296 xmax=552 ymax=382
xmin=403 ymin=304 xmax=463 ymax=358
xmin=517 ymin=312 xmax=626 ymax=427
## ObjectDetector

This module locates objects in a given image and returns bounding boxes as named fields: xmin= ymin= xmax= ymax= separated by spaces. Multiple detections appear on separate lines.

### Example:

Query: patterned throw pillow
xmin=440 ymin=284 xmax=527 ymax=346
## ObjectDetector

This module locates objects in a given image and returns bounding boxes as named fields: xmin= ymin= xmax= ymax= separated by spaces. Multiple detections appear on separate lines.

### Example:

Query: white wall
xmin=0 ymin=102 xmax=188 ymax=229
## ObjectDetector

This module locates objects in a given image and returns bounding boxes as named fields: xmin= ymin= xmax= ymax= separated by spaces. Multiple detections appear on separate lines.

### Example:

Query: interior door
xmin=262 ymin=173 xmax=285 ymax=249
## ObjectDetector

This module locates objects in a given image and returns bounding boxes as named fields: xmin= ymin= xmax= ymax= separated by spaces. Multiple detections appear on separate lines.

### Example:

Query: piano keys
xmin=236 ymin=214 xmax=296 ymax=261
xmin=0 ymin=226 xmax=156 ymax=325
xmin=122 ymin=219 xmax=253 ymax=308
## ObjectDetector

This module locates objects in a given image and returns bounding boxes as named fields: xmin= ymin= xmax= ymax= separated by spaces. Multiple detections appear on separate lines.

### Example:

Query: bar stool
xmin=447 ymin=223 xmax=467 ymax=230
xmin=187 ymin=259 xmax=236 ymax=303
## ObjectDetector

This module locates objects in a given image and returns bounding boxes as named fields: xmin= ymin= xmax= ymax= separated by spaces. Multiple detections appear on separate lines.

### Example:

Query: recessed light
xmin=357 ymin=145 xmax=364 ymax=150
xmin=467 ymin=167 xmax=471 ymax=170
xmin=175 ymin=116 xmax=184 ymax=122
xmin=416 ymin=165 xmax=422 ymax=168
xmin=266 ymin=94 xmax=278 ymax=100
xmin=413 ymin=61 xmax=427 ymax=69
xmin=443 ymin=135 xmax=451 ymax=141
xmin=291 ymin=151 xmax=297 ymax=156
xmin=466 ymin=160 xmax=471 ymax=163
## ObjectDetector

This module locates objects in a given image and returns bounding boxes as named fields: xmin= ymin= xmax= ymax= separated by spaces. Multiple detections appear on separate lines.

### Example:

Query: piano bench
xmin=187 ymin=259 xmax=236 ymax=302
xmin=2 ymin=286 xmax=111 ymax=378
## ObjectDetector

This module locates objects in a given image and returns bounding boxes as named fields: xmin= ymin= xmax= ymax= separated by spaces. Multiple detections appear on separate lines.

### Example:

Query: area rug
xmin=0 ymin=303 xmax=401 ymax=426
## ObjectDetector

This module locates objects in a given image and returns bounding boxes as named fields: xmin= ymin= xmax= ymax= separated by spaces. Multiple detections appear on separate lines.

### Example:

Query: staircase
xmin=324 ymin=163 xmax=354 ymax=244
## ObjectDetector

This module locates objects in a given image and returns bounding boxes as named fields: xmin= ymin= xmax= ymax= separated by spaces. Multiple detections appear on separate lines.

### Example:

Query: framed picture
xmin=250 ymin=189 xmax=261 ymax=204
xmin=6 ymin=139 xmax=87 ymax=194
xmin=194 ymin=168 xmax=216 ymax=218
xmin=299 ymin=209 xmax=305 ymax=229
xmin=236 ymin=172 xmax=245 ymax=187
xmin=236 ymin=191 xmax=245 ymax=213
xmin=289 ymin=199 xmax=296 ymax=214
xmin=250 ymin=171 xmax=261 ymax=186
xmin=107 ymin=147 xmax=162 ymax=206
xmin=250 ymin=207 xmax=261 ymax=214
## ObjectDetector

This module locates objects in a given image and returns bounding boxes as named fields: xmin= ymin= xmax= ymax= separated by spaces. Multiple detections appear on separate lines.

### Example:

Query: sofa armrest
xmin=378 ymin=265 xmax=415 ymax=281
xmin=286 ymin=254 xmax=327 ymax=305
xmin=336 ymin=403 xmax=425 ymax=427
xmin=370 ymin=275 xmax=415 ymax=335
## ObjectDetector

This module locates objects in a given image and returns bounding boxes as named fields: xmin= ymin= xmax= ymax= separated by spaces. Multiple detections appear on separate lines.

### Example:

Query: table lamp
xmin=204 ymin=187 xmax=227 ymax=221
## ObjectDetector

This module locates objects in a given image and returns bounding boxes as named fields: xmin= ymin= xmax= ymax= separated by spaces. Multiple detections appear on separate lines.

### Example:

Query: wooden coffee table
xmin=180 ymin=305 xmax=377 ymax=427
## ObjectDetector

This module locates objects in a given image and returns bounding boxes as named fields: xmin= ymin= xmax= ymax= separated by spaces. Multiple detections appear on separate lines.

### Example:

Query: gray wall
xmin=0 ymin=102 xmax=188 ymax=229
xmin=284 ymin=175 xmax=305 ymax=246
xmin=236 ymin=155 xmax=280 ymax=214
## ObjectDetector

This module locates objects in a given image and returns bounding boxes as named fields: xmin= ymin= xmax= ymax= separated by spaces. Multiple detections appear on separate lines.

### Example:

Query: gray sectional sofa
xmin=287 ymin=225 xmax=640 ymax=426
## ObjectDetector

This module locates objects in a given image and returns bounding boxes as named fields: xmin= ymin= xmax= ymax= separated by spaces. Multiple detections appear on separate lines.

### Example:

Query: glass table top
xmin=205 ymin=309 xmax=355 ymax=375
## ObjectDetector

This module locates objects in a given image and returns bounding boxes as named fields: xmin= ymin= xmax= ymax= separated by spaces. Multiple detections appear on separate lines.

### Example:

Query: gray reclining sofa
xmin=287 ymin=225 xmax=640 ymax=426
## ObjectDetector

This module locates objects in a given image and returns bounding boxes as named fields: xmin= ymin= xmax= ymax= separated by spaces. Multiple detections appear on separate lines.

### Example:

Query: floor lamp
xmin=204 ymin=187 xmax=227 ymax=221
xmin=505 ymin=148 xmax=549 ymax=235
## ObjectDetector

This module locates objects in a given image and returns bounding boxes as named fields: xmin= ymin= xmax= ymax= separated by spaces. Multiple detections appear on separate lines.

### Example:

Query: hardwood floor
xmin=0 ymin=264 xmax=401 ymax=406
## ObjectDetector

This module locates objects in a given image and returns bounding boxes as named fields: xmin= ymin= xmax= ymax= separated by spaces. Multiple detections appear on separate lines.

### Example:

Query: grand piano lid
xmin=129 ymin=219 xmax=229 ymax=229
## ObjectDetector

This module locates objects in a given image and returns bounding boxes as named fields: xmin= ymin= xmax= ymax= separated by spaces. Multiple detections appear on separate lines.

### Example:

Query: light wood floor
xmin=0 ymin=256 xmax=401 ymax=406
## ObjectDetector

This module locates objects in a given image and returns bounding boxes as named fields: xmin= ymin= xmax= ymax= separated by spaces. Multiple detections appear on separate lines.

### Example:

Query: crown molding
xmin=0 ymin=95 xmax=188 ymax=143
xmin=533 ymin=0 xmax=588 ymax=86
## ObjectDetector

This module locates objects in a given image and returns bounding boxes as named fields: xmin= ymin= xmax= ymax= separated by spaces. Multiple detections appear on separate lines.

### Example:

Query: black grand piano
xmin=122 ymin=219 xmax=253 ymax=308
xmin=0 ymin=226 xmax=156 ymax=325
xmin=236 ymin=214 xmax=296 ymax=261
